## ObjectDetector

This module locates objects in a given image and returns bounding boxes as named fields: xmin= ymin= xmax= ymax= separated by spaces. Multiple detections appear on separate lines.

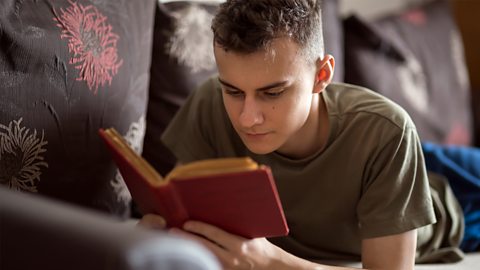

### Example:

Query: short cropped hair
xmin=211 ymin=0 xmax=324 ymax=63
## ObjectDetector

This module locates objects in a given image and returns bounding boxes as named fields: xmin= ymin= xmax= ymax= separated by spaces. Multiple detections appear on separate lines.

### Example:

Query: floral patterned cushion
xmin=0 ymin=0 xmax=156 ymax=218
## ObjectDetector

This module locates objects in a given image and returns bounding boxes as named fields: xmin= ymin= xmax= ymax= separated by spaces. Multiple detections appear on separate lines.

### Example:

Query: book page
xmin=167 ymin=157 xmax=259 ymax=181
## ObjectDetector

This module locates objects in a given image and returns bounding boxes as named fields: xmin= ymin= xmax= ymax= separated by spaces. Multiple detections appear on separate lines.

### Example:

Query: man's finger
xmin=170 ymin=228 xmax=238 ymax=268
xmin=183 ymin=221 xmax=243 ymax=250
xmin=137 ymin=214 xmax=166 ymax=229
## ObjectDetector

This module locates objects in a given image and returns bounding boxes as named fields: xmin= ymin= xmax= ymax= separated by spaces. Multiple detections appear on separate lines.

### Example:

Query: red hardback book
xmin=99 ymin=128 xmax=289 ymax=238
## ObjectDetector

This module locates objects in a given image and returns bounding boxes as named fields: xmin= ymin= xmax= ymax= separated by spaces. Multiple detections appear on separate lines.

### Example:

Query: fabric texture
xmin=160 ymin=78 xmax=449 ymax=262
xmin=422 ymin=142 xmax=480 ymax=252
xmin=344 ymin=0 xmax=472 ymax=146
xmin=0 ymin=0 xmax=156 ymax=218
xmin=416 ymin=171 xmax=465 ymax=263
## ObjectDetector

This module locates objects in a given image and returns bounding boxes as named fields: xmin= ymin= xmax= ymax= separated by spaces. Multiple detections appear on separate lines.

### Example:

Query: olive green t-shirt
xmin=162 ymin=78 xmax=437 ymax=261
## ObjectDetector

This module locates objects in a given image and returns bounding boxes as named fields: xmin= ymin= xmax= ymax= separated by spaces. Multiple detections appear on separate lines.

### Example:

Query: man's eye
xmin=264 ymin=90 xmax=284 ymax=98
xmin=223 ymin=88 xmax=244 ymax=97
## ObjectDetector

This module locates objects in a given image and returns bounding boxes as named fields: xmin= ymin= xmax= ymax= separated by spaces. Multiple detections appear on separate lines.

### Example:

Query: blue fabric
xmin=422 ymin=142 xmax=480 ymax=252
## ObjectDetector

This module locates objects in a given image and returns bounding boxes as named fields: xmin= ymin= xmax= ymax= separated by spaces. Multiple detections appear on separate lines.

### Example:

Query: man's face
xmin=214 ymin=38 xmax=319 ymax=156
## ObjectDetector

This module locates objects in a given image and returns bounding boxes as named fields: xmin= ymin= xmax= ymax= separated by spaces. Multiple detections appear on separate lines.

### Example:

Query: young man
xmin=140 ymin=1 xmax=438 ymax=269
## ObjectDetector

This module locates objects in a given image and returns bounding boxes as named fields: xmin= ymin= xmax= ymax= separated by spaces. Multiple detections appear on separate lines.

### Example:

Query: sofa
xmin=1 ymin=0 xmax=479 ymax=269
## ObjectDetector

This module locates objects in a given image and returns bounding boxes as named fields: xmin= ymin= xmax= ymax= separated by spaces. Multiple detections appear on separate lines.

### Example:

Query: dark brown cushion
xmin=142 ymin=1 xmax=220 ymax=176
xmin=0 ymin=0 xmax=156 ymax=218
xmin=344 ymin=0 xmax=473 ymax=145
xmin=323 ymin=0 xmax=344 ymax=82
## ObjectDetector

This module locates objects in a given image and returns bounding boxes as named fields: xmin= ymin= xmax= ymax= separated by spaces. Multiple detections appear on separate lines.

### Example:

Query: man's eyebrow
xmin=218 ymin=78 xmax=241 ymax=91
xmin=218 ymin=78 xmax=289 ymax=92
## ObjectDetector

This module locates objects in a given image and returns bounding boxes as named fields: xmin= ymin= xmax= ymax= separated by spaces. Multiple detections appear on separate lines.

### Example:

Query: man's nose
xmin=239 ymin=96 xmax=264 ymax=128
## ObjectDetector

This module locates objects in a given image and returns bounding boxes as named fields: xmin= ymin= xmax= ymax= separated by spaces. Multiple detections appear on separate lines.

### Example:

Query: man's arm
xmin=168 ymin=220 xmax=417 ymax=270
xmin=138 ymin=214 xmax=417 ymax=269
xmin=361 ymin=230 xmax=417 ymax=270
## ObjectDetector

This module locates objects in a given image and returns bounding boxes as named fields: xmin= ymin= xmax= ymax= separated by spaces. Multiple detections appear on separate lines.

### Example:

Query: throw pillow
xmin=0 ymin=0 xmax=156 ymax=218
xmin=344 ymin=0 xmax=472 ymax=145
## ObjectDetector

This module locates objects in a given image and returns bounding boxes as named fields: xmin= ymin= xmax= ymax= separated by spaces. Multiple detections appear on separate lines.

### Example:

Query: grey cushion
xmin=323 ymin=0 xmax=344 ymax=82
xmin=0 ymin=186 xmax=220 ymax=270
xmin=344 ymin=0 xmax=473 ymax=145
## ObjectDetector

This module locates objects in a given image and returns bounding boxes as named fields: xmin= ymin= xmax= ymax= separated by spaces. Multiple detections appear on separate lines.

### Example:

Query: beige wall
xmin=339 ymin=0 xmax=434 ymax=18
xmin=452 ymin=0 xmax=480 ymax=90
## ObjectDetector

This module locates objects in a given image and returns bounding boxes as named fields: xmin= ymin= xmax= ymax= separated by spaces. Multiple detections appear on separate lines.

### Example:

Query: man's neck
xmin=277 ymin=92 xmax=330 ymax=159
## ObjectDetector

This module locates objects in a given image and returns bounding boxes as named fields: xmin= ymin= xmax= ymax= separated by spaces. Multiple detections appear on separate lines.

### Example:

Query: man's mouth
xmin=244 ymin=131 xmax=270 ymax=137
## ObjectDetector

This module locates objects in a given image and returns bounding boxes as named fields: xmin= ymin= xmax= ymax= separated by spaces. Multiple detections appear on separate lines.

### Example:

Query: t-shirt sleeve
xmin=357 ymin=125 xmax=437 ymax=239
xmin=161 ymin=78 xmax=219 ymax=163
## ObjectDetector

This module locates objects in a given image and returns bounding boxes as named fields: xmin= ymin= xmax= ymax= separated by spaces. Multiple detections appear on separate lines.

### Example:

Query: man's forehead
xmin=214 ymin=38 xmax=302 ymax=63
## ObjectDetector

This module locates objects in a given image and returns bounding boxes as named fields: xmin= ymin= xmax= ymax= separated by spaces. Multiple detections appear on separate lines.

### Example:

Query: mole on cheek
xmin=272 ymin=106 xmax=275 ymax=110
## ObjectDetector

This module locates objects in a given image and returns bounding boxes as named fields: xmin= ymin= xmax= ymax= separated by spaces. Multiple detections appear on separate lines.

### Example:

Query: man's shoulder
xmin=326 ymin=83 xmax=416 ymax=131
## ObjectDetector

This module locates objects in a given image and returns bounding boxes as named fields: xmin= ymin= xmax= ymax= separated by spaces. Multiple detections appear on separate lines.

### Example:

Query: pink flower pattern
xmin=54 ymin=0 xmax=123 ymax=94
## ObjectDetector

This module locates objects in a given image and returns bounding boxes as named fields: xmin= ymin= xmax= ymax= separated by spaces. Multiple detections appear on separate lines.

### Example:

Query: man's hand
xmin=171 ymin=221 xmax=291 ymax=270
xmin=137 ymin=216 xmax=291 ymax=269
xmin=136 ymin=214 xmax=417 ymax=270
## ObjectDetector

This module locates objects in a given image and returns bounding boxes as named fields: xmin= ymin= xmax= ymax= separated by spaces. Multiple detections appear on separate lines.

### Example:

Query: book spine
xmin=157 ymin=184 xmax=189 ymax=228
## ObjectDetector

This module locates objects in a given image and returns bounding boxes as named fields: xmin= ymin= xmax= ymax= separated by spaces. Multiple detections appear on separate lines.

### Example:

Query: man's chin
xmin=244 ymin=143 xmax=276 ymax=155
xmin=237 ymin=133 xmax=279 ymax=154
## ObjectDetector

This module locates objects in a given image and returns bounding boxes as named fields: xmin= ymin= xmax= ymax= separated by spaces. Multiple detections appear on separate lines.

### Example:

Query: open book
xmin=99 ymin=128 xmax=289 ymax=238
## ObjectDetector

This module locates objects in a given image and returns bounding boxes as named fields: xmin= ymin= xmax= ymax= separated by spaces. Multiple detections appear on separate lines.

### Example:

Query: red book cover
xmin=99 ymin=128 xmax=289 ymax=238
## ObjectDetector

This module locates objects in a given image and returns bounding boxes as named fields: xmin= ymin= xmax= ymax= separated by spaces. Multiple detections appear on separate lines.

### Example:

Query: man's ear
xmin=313 ymin=54 xmax=335 ymax=94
